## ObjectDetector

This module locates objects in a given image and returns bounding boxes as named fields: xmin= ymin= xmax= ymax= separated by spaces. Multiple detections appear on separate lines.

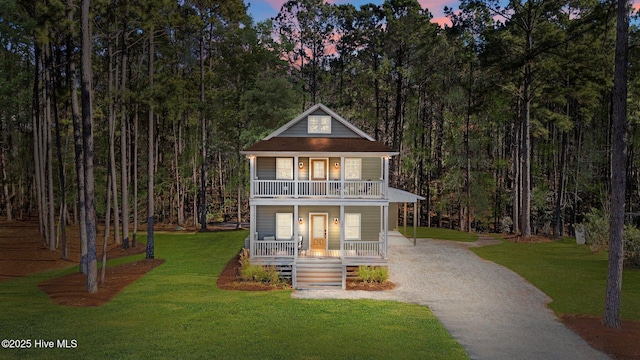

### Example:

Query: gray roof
xmin=388 ymin=188 xmax=425 ymax=203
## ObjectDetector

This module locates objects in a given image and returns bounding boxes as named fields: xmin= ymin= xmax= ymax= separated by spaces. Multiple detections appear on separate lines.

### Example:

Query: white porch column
xmin=294 ymin=204 xmax=299 ymax=258
xmin=249 ymin=156 xmax=255 ymax=197
xmin=413 ymin=201 xmax=418 ymax=246
xmin=340 ymin=156 xmax=344 ymax=198
xmin=383 ymin=204 xmax=389 ymax=259
xmin=249 ymin=204 xmax=256 ymax=256
xmin=383 ymin=156 xmax=390 ymax=198
xmin=340 ymin=205 xmax=345 ymax=256
xmin=294 ymin=155 xmax=299 ymax=198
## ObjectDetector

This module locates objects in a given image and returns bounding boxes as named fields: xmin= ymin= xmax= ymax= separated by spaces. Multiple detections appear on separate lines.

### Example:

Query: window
xmin=276 ymin=158 xmax=293 ymax=180
xmin=345 ymin=158 xmax=361 ymax=180
xmin=345 ymin=213 xmax=361 ymax=240
xmin=308 ymin=115 xmax=331 ymax=134
xmin=276 ymin=213 xmax=293 ymax=240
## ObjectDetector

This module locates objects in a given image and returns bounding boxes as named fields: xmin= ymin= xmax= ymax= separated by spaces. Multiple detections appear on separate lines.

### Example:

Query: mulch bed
xmin=561 ymin=315 xmax=640 ymax=360
xmin=38 ymin=259 xmax=164 ymax=307
xmin=216 ymin=252 xmax=290 ymax=291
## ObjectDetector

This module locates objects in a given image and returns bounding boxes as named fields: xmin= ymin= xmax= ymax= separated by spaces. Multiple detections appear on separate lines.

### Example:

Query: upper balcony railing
xmin=252 ymin=180 xmax=384 ymax=198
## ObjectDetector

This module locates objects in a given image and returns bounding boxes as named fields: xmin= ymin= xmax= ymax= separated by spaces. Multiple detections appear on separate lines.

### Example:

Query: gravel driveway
xmin=292 ymin=237 xmax=610 ymax=360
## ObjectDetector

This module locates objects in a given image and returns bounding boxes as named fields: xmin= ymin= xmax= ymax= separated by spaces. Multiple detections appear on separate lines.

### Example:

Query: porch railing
xmin=253 ymin=180 xmax=383 ymax=198
xmin=342 ymin=240 xmax=385 ymax=258
xmin=251 ymin=239 xmax=297 ymax=258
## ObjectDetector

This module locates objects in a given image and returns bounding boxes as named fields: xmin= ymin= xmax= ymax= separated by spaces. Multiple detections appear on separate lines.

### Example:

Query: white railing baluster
xmin=252 ymin=239 xmax=296 ymax=258
xmin=253 ymin=180 xmax=382 ymax=198
xmin=342 ymin=241 xmax=384 ymax=258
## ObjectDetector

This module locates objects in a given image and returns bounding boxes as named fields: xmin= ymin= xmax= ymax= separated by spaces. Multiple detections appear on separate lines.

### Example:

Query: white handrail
xmin=254 ymin=180 xmax=382 ymax=198
xmin=251 ymin=239 xmax=296 ymax=257
xmin=342 ymin=241 xmax=383 ymax=258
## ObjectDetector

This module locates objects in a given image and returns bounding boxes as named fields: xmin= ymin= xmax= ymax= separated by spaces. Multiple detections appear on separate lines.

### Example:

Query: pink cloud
xmin=432 ymin=15 xmax=452 ymax=28
xmin=264 ymin=0 xmax=288 ymax=12
xmin=417 ymin=0 xmax=453 ymax=14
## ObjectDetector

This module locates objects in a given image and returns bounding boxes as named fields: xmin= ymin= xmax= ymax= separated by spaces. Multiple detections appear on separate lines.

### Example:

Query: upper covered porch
xmin=248 ymin=155 xmax=390 ymax=199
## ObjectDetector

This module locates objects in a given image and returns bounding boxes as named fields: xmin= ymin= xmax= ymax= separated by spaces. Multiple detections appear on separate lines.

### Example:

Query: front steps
xmin=295 ymin=258 xmax=343 ymax=289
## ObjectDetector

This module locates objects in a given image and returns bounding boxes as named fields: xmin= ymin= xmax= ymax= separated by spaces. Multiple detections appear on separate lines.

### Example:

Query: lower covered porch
xmin=247 ymin=203 xmax=390 ymax=288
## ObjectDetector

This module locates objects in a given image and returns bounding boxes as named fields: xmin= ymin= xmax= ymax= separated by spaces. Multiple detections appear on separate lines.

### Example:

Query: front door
xmin=310 ymin=214 xmax=327 ymax=251
xmin=311 ymin=159 xmax=327 ymax=180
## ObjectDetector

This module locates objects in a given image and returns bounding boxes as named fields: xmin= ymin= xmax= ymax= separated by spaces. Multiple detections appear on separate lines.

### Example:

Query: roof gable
xmin=264 ymin=103 xmax=374 ymax=141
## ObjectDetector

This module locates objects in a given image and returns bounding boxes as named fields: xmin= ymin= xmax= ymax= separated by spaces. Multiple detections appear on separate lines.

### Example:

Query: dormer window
xmin=308 ymin=115 xmax=331 ymax=134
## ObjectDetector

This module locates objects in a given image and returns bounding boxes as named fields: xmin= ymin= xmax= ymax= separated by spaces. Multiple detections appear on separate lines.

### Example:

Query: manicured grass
xmin=0 ymin=230 xmax=467 ymax=359
xmin=471 ymin=237 xmax=640 ymax=321
xmin=401 ymin=227 xmax=478 ymax=242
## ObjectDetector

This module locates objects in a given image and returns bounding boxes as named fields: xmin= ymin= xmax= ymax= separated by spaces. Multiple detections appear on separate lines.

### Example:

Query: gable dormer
xmin=263 ymin=104 xmax=374 ymax=140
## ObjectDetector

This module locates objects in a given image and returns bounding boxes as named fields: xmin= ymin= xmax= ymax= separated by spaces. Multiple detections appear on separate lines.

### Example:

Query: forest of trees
xmin=1 ymin=0 xmax=639 ymax=248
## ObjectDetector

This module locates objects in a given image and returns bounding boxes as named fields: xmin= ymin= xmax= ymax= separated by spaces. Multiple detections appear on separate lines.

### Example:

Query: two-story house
xmin=241 ymin=103 xmax=421 ymax=289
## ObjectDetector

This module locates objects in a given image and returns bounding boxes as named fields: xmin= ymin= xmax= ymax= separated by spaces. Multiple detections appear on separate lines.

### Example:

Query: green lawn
xmin=0 ymin=230 xmax=467 ymax=359
xmin=401 ymin=227 xmax=478 ymax=242
xmin=472 ymin=237 xmax=640 ymax=321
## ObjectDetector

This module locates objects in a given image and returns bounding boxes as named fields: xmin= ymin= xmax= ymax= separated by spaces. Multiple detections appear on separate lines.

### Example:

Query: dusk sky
xmin=244 ymin=0 xmax=457 ymax=27
xmin=245 ymin=0 xmax=640 ymax=28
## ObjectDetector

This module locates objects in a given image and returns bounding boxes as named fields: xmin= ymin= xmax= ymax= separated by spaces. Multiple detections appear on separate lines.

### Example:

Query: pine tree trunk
xmin=521 ymin=53 xmax=532 ymax=238
xmin=554 ymin=131 xmax=568 ymax=238
xmin=146 ymin=30 xmax=155 ymax=260
xmin=0 ymin=148 xmax=12 ymax=221
xmin=108 ymin=42 xmax=120 ymax=245
xmin=603 ymin=0 xmax=629 ymax=329
xmin=81 ymin=0 xmax=98 ymax=294
xmin=120 ymin=33 xmax=129 ymax=249
xmin=200 ymin=37 xmax=208 ymax=231
xmin=67 ymin=12 xmax=87 ymax=272
xmin=43 ymin=44 xmax=56 ymax=250
xmin=133 ymin=111 xmax=139 ymax=247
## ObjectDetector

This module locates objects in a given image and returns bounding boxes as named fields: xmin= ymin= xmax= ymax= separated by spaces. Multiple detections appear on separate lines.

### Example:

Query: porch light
xmin=334 ymin=218 xmax=339 ymax=225
xmin=334 ymin=162 xmax=339 ymax=168
xmin=299 ymin=162 xmax=304 ymax=169
xmin=299 ymin=218 xmax=303 ymax=224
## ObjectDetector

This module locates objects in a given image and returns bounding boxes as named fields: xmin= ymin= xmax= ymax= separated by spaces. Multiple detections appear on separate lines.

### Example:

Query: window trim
xmin=308 ymin=115 xmax=331 ymax=134
xmin=275 ymin=213 xmax=293 ymax=240
xmin=345 ymin=213 xmax=361 ymax=240
xmin=276 ymin=158 xmax=293 ymax=180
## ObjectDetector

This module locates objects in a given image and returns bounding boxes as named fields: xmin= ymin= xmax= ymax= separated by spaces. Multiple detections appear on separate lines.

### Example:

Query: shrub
xmin=357 ymin=266 xmax=389 ymax=284
xmin=580 ymin=209 xmax=640 ymax=268
xmin=582 ymin=209 xmax=610 ymax=253
xmin=238 ymin=249 xmax=280 ymax=283
xmin=501 ymin=217 xmax=513 ymax=234
xmin=624 ymin=225 xmax=640 ymax=268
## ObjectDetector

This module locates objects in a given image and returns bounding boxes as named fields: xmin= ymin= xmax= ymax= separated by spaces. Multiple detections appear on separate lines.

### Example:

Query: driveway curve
xmin=292 ymin=237 xmax=610 ymax=360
